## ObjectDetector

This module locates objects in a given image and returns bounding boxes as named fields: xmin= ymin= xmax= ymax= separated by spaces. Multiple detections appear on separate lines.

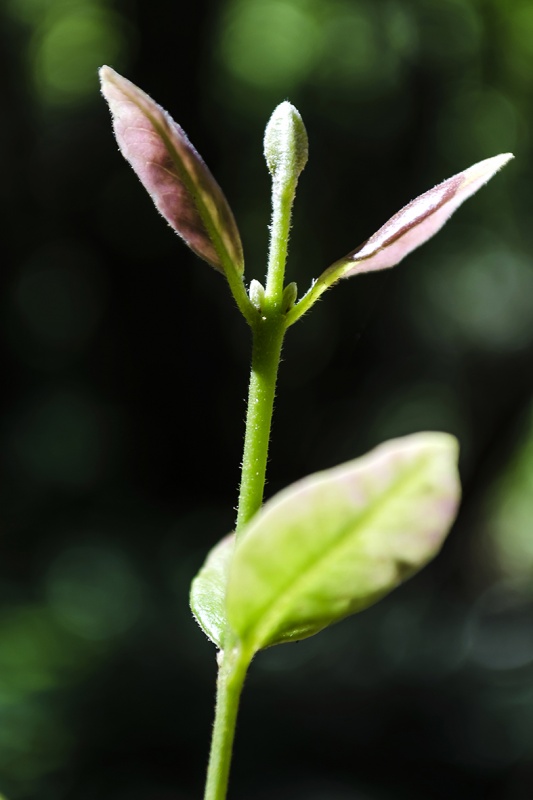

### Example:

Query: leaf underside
xmin=190 ymin=534 xmax=234 ymax=649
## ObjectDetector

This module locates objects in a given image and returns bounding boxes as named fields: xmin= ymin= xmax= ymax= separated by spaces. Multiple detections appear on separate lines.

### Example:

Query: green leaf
xmin=226 ymin=432 xmax=460 ymax=654
xmin=190 ymin=534 xmax=234 ymax=648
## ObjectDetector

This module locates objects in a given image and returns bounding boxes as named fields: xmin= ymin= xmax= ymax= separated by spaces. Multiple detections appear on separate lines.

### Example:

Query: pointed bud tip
xmin=264 ymin=101 xmax=308 ymax=181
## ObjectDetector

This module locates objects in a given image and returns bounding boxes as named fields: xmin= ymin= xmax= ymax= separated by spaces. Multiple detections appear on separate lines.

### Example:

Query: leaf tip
xmin=460 ymin=152 xmax=514 ymax=191
xmin=98 ymin=64 xmax=112 ymax=81
xmin=98 ymin=64 xmax=120 ymax=94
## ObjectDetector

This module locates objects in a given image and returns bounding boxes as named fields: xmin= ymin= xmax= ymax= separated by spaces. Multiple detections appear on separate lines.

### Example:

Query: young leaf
xmin=190 ymin=534 xmax=234 ymax=649
xmin=226 ymin=432 xmax=460 ymax=655
xmin=99 ymin=66 xmax=244 ymax=277
xmin=325 ymin=154 xmax=513 ymax=280
xmin=286 ymin=153 xmax=513 ymax=326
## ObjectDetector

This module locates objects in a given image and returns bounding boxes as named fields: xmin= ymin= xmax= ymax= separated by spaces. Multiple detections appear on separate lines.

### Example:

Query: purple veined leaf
xmin=323 ymin=153 xmax=514 ymax=282
xmin=99 ymin=66 xmax=244 ymax=277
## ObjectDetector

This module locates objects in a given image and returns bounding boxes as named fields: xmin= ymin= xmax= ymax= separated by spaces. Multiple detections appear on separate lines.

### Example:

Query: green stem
xmin=235 ymin=314 xmax=286 ymax=533
xmin=235 ymin=156 xmax=300 ymax=533
xmin=203 ymin=646 xmax=251 ymax=800
xmin=202 ymin=103 xmax=306 ymax=800
xmin=265 ymin=183 xmax=293 ymax=306
xmin=202 ymin=316 xmax=284 ymax=799
xmin=285 ymin=270 xmax=339 ymax=328
xmin=223 ymin=266 xmax=258 ymax=327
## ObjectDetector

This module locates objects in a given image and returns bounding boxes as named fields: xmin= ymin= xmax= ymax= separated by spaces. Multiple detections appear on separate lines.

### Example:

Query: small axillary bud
xmin=249 ymin=279 xmax=266 ymax=311
xmin=264 ymin=101 xmax=308 ymax=187
xmin=282 ymin=282 xmax=298 ymax=313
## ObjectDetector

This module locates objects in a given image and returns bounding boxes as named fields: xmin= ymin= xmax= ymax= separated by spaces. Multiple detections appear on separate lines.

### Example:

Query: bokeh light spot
xmin=487 ymin=405 xmax=533 ymax=577
xmin=384 ymin=1 xmax=418 ymax=60
xmin=466 ymin=580 xmax=533 ymax=671
xmin=0 ymin=608 xmax=73 ymax=700
xmin=504 ymin=0 xmax=533 ymax=83
xmin=414 ymin=243 xmax=533 ymax=353
xmin=439 ymin=89 xmax=521 ymax=164
xmin=0 ymin=606 xmax=91 ymax=788
xmin=219 ymin=0 xmax=321 ymax=90
xmin=31 ymin=6 xmax=129 ymax=106
xmin=46 ymin=545 xmax=143 ymax=640
xmin=0 ymin=697 xmax=71 ymax=784
xmin=317 ymin=6 xmax=387 ymax=90
xmin=418 ymin=0 xmax=481 ymax=63
xmin=8 ymin=389 xmax=109 ymax=488
xmin=5 ymin=0 xmax=81 ymax=25
xmin=11 ymin=241 xmax=106 ymax=356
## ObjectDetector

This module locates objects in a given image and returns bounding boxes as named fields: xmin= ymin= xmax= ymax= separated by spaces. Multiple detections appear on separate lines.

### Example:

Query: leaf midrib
xmin=244 ymin=454 xmax=432 ymax=651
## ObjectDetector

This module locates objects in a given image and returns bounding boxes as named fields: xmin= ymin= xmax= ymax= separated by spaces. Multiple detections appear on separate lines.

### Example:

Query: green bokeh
xmin=488 ymin=406 xmax=533 ymax=578
xmin=1 ymin=0 xmax=533 ymax=795
xmin=46 ymin=544 xmax=143 ymax=640
xmin=219 ymin=0 xmax=322 ymax=91
xmin=31 ymin=7 xmax=128 ymax=105
xmin=6 ymin=0 xmax=131 ymax=107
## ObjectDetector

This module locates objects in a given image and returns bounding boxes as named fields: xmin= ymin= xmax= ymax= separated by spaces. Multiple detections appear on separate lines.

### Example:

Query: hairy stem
xmin=203 ymin=309 xmax=285 ymax=799
xmin=203 ymin=646 xmax=251 ymax=800
xmin=235 ymin=315 xmax=286 ymax=533
xmin=203 ymin=103 xmax=304 ymax=800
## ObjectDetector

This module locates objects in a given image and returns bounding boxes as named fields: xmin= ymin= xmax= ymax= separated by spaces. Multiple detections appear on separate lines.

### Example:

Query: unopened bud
xmin=249 ymin=279 xmax=265 ymax=311
xmin=282 ymin=282 xmax=298 ymax=313
xmin=264 ymin=102 xmax=308 ymax=185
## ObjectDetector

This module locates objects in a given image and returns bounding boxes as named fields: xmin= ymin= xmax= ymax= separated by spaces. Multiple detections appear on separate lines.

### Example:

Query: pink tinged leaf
xmin=99 ymin=66 xmax=244 ymax=276
xmin=326 ymin=153 xmax=514 ymax=280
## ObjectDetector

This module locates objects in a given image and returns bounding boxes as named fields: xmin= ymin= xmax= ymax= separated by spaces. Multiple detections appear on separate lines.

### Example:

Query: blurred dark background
xmin=1 ymin=0 xmax=533 ymax=798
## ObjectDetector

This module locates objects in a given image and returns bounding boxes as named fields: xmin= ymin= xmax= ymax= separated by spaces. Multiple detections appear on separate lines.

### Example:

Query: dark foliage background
xmin=1 ymin=0 xmax=533 ymax=798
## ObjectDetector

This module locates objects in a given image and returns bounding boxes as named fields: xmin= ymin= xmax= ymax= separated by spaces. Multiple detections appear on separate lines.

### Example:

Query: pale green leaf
xmin=226 ymin=432 xmax=460 ymax=654
xmin=190 ymin=534 xmax=234 ymax=648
